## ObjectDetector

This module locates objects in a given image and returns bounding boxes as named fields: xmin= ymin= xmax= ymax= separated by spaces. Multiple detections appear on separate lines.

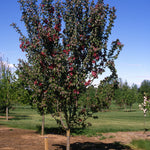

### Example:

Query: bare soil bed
xmin=0 ymin=125 xmax=150 ymax=150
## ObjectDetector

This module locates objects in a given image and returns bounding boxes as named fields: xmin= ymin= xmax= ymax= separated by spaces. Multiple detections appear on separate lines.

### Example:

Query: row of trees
xmin=114 ymin=79 xmax=150 ymax=110
xmin=1 ymin=60 xmax=149 ymax=119
xmin=79 ymin=79 xmax=150 ymax=112
xmin=0 ymin=60 xmax=149 ymax=116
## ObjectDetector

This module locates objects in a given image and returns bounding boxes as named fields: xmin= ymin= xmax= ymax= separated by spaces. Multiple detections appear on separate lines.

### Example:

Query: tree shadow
xmin=53 ymin=142 xmax=132 ymax=150
xmin=36 ymin=126 xmax=87 ymax=135
xmin=8 ymin=113 xmax=30 ymax=120
xmin=36 ymin=126 xmax=66 ymax=135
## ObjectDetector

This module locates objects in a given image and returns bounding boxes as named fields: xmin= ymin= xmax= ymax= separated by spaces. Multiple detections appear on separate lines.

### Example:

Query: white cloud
xmin=1 ymin=61 xmax=15 ymax=69
xmin=8 ymin=63 xmax=15 ymax=69
xmin=0 ymin=53 xmax=15 ymax=69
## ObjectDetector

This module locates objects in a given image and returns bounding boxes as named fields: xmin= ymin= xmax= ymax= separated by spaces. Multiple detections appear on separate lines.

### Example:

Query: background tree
xmin=79 ymin=85 xmax=97 ymax=111
xmin=114 ymin=80 xmax=138 ymax=111
xmin=137 ymin=92 xmax=143 ymax=104
xmin=96 ymin=79 xmax=117 ymax=111
xmin=13 ymin=69 xmax=32 ymax=105
xmin=125 ymin=88 xmax=136 ymax=111
xmin=130 ymin=83 xmax=139 ymax=106
xmin=114 ymin=88 xmax=124 ymax=108
xmin=114 ymin=80 xmax=128 ymax=109
xmin=12 ymin=0 xmax=123 ymax=149
xmin=139 ymin=80 xmax=150 ymax=98
xmin=0 ymin=57 xmax=14 ymax=120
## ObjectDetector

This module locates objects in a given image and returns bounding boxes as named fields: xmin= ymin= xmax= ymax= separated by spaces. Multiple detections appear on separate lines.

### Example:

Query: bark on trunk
xmin=41 ymin=114 xmax=45 ymax=136
xmin=6 ymin=107 xmax=8 ymax=121
xmin=130 ymin=105 xmax=132 ymax=112
xmin=66 ymin=129 xmax=70 ymax=150
xmin=124 ymin=104 xmax=127 ymax=111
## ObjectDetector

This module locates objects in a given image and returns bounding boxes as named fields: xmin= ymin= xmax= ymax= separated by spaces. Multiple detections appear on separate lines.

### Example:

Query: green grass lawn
xmin=130 ymin=139 xmax=150 ymax=150
xmin=0 ymin=105 xmax=57 ymax=130
xmin=0 ymin=104 xmax=150 ymax=136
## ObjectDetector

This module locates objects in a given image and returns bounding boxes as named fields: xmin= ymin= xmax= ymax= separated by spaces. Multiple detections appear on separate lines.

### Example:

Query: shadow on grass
xmin=36 ymin=126 xmax=66 ymax=135
xmin=8 ymin=113 xmax=31 ymax=121
xmin=53 ymin=142 xmax=132 ymax=150
xmin=36 ymin=126 xmax=88 ymax=135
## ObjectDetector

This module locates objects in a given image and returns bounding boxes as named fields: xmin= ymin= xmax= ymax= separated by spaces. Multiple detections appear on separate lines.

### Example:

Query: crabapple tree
xmin=12 ymin=0 xmax=123 ymax=147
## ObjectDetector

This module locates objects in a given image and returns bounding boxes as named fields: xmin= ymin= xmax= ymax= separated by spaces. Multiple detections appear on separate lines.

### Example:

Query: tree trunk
xmin=6 ymin=107 xmax=8 ymax=121
xmin=130 ymin=105 xmax=132 ymax=112
xmin=76 ymin=100 xmax=78 ymax=107
xmin=58 ymin=113 xmax=70 ymax=150
xmin=124 ymin=104 xmax=127 ymax=111
xmin=41 ymin=114 xmax=45 ymax=136
xmin=66 ymin=129 xmax=70 ymax=150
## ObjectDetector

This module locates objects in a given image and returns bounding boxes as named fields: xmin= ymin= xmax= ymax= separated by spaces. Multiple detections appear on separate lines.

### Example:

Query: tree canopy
xmin=11 ymin=1 xmax=123 ymax=142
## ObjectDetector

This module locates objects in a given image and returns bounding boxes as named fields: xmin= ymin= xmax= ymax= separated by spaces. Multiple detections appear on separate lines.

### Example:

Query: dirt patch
xmin=0 ymin=126 xmax=150 ymax=150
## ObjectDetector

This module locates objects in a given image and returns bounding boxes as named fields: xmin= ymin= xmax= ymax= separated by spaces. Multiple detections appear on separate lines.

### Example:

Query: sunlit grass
xmin=0 ymin=105 xmax=58 ymax=130
xmin=0 ymin=104 xmax=150 ymax=136
xmin=131 ymin=139 xmax=150 ymax=150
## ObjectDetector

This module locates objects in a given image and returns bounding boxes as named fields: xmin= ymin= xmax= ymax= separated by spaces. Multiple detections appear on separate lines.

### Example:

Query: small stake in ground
xmin=44 ymin=137 xmax=48 ymax=150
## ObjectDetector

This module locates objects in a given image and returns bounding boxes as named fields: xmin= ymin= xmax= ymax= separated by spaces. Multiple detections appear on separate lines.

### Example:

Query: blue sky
xmin=0 ymin=0 xmax=150 ymax=87
xmin=106 ymin=0 xmax=150 ymax=86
